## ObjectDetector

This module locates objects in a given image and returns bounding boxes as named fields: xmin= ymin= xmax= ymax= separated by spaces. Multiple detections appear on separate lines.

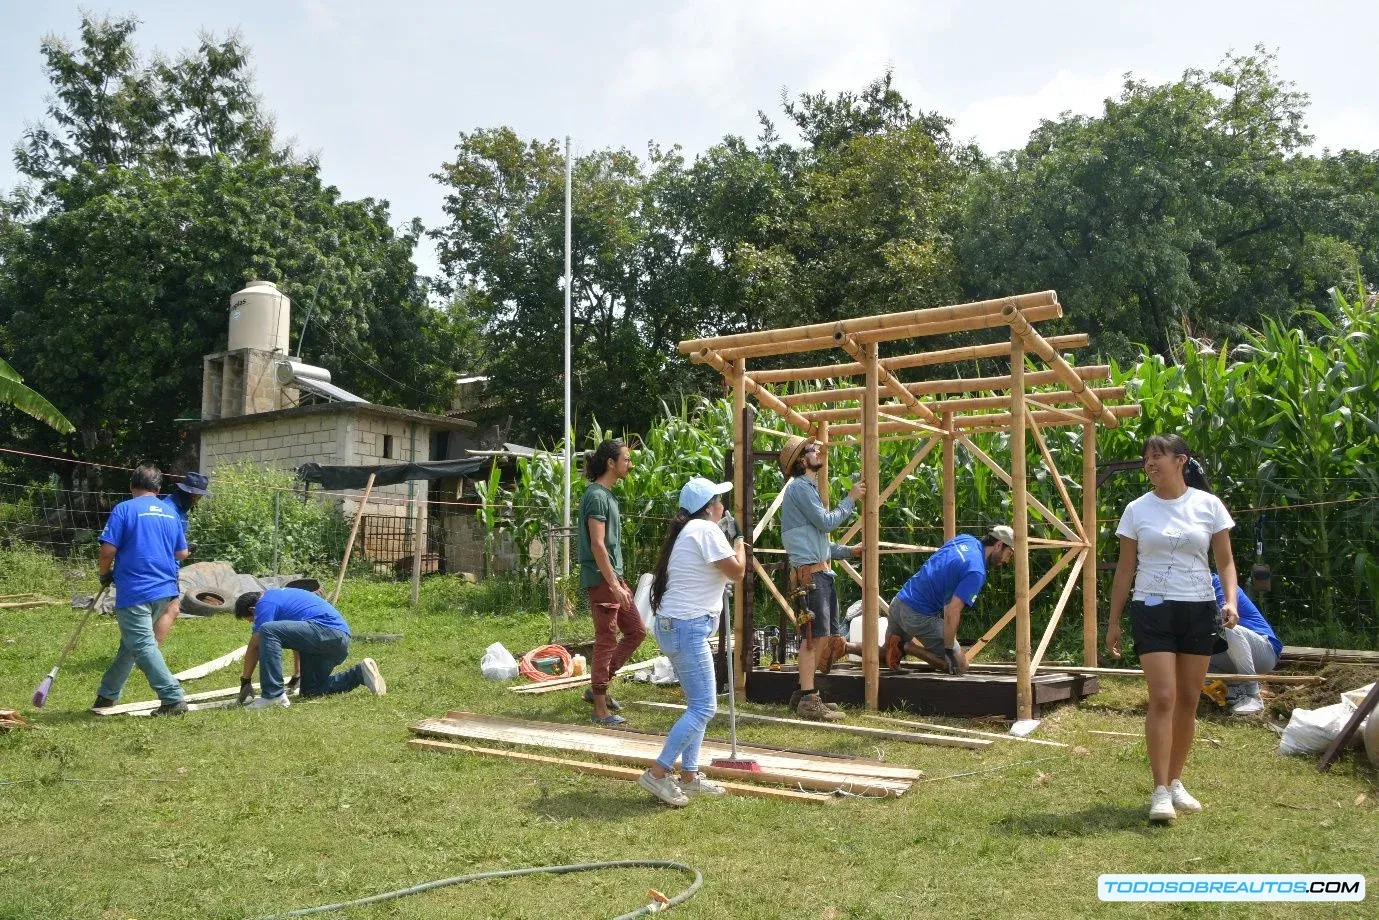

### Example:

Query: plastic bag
xmin=479 ymin=642 xmax=519 ymax=681
xmin=633 ymin=572 xmax=655 ymax=629
xmin=1278 ymin=699 xmax=1356 ymax=756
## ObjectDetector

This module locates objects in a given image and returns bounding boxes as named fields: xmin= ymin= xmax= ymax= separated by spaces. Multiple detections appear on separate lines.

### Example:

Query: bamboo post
xmin=838 ymin=334 xmax=940 ymax=425
xmin=1082 ymin=422 xmax=1099 ymax=666
xmin=814 ymin=420 xmax=829 ymax=507
xmin=546 ymin=528 xmax=562 ymax=643
xmin=942 ymin=412 xmax=956 ymax=542
xmin=862 ymin=342 xmax=881 ymax=711
xmin=410 ymin=493 xmax=424 ymax=607
xmin=731 ymin=360 xmax=748 ymax=694
xmin=1011 ymin=334 xmax=1033 ymax=721
xmin=331 ymin=472 xmax=376 ymax=605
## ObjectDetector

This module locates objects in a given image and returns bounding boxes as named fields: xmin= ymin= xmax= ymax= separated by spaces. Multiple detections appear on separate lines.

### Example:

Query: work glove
xmin=718 ymin=511 xmax=740 ymax=544
xmin=99 ymin=571 xmax=114 ymax=589
xmin=237 ymin=678 xmax=255 ymax=705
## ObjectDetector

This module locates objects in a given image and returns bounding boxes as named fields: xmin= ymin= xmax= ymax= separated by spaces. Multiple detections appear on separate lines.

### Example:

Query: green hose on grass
xmin=251 ymin=859 xmax=703 ymax=920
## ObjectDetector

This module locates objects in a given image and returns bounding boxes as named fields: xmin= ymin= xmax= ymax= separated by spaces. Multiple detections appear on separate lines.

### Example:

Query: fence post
xmin=547 ymin=527 xmax=563 ymax=643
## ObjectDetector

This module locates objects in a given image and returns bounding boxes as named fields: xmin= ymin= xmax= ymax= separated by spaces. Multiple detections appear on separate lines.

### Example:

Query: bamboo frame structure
xmin=678 ymin=291 xmax=1137 ymax=717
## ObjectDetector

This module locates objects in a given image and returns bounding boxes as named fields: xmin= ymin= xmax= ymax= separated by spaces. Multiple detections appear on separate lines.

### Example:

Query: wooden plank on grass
xmin=0 ymin=598 xmax=61 ymax=610
xmin=92 ymin=684 xmax=253 ymax=716
xmin=422 ymin=712 xmax=921 ymax=782
xmin=407 ymin=738 xmax=833 ymax=803
xmin=857 ymin=712 xmax=1068 ymax=748
xmin=631 ymin=701 xmax=991 ymax=749
xmin=172 ymin=646 xmax=247 ymax=681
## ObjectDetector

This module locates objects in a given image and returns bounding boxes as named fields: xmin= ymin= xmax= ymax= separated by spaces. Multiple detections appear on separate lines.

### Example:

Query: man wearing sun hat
xmin=153 ymin=470 xmax=212 ymax=645
xmin=883 ymin=525 xmax=1016 ymax=674
xmin=777 ymin=434 xmax=865 ymax=721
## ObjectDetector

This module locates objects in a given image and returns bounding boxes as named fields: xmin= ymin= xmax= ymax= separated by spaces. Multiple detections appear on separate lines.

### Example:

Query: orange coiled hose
xmin=518 ymin=643 xmax=573 ymax=682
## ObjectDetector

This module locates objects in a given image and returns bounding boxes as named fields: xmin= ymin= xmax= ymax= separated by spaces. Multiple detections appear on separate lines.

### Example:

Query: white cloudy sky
xmin=3 ymin=1 xmax=1376 ymax=277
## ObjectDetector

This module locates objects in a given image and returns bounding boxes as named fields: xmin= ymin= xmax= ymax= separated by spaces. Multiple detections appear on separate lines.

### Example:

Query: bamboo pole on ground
xmin=1011 ymin=333 xmax=1033 ymax=721
xmin=732 ymin=360 xmax=749 ymax=694
xmin=678 ymin=290 xmax=1058 ymax=355
xmin=749 ymin=334 xmax=1090 ymax=384
xmin=780 ymin=366 xmax=1111 ymax=408
xmin=862 ymin=342 xmax=881 ymax=711
xmin=1082 ymin=423 xmax=1099 ymax=666
xmin=1030 ymin=550 xmax=1087 ymax=672
xmin=331 ymin=472 xmax=376 ymax=605
xmin=1004 ymin=304 xmax=1117 ymax=427
xmin=942 ymin=412 xmax=956 ymax=542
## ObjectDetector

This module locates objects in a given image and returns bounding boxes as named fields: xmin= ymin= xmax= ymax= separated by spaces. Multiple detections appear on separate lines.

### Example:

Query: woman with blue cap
xmin=637 ymin=476 xmax=746 ymax=807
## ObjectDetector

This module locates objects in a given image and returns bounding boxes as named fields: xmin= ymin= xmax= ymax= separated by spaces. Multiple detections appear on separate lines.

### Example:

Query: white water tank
xmin=228 ymin=281 xmax=291 ymax=353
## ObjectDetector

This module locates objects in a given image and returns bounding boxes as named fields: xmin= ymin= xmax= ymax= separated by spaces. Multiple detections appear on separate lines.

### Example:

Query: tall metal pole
xmin=562 ymin=135 xmax=573 ymax=578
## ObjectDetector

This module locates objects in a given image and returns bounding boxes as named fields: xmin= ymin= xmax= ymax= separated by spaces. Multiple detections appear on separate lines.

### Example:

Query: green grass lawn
xmin=1 ymin=575 xmax=1375 ymax=920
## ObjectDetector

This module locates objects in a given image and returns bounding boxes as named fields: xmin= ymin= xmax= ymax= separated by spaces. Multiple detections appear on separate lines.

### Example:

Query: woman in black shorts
xmin=1106 ymin=434 xmax=1239 ymax=822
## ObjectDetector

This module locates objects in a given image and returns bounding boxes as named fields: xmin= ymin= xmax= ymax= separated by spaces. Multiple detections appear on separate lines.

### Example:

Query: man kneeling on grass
xmin=234 ymin=587 xmax=386 ymax=709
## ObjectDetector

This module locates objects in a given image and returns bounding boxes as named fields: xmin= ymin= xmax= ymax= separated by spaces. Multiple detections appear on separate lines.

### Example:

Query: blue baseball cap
xmin=177 ymin=471 xmax=212 ymax=496
xmin=678 ymin=476 xmax=732 ymax=515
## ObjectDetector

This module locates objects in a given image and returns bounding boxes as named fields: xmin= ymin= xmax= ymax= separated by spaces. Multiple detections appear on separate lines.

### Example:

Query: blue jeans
xmin=258 ymin=621 xmax=362 ymax=699
xmin=651 ymin=613 xmax=718 ymax=774
xmin=98 ymin=598 xmax=184 ymax=705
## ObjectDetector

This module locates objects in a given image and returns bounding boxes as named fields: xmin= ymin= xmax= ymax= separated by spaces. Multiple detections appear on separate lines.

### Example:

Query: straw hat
xmin=778 ymin=436 xmax=815 ymax=476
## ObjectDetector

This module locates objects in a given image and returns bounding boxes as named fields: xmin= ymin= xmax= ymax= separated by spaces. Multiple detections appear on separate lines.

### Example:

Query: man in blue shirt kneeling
xmin=884 ymin=525 xmax=1015 ymax=674
xmin=234 ymin=587 xmax=386 ymax=709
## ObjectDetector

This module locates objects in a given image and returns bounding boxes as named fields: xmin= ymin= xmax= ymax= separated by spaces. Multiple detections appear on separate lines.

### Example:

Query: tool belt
xmin=788 ymin=562 xmax=830 ymax=647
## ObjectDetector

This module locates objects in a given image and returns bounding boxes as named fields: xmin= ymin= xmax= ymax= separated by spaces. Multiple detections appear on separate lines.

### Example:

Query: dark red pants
xmin=588 ymin=578 xmax=646 ymax=694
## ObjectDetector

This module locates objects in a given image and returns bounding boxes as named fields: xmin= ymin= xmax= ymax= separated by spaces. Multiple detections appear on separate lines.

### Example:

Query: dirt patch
xmin=1268 ymin=663 xmax=1379 ymax=718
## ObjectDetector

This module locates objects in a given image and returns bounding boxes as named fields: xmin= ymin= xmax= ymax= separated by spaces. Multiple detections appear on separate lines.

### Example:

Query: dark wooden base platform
xmin=745 ymin=664 xmax=1098 ymax=719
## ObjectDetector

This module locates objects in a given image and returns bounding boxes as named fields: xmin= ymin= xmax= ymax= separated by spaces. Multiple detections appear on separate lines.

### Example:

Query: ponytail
xmin=650 ymin=506 xmax=714 ymax=611
xmin=1184 ymin=457 xmax=1212 ymax=493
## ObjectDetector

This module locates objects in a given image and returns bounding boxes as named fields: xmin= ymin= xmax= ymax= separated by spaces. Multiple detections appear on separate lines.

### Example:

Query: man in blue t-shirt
xmin=152 ymin=471 xmax=212 ymax=646
xmin=233 ymin=587 xmax=386 ymax=708
xmin=1208 ymin=573 xmax=1281 ymax=715
xmin=93 ymin=463 xmax=189 ymax=715
xmin=883 ymin=525 xmax=1015 ymax=674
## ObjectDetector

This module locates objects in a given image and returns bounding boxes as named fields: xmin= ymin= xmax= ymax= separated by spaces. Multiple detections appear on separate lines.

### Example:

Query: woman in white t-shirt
xmin=1107 ymin=434 xmax=1240 ymax=823
xmin=636 ymin=476 xmax=746 ymax=808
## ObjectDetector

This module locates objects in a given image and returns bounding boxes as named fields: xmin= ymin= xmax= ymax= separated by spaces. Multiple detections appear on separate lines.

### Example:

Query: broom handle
xmin=55 ymin=586 xmax=108 ymax=664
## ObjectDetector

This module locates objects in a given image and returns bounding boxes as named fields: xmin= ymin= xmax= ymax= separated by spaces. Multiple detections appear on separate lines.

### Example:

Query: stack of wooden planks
xmin=409 ymin=711 xmax=923 ymax=802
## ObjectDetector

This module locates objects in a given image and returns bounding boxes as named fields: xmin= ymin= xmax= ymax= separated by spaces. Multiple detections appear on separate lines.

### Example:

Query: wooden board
xmin=415 ymin=712 xmax=919 ymax=787
xmin=91 ymin=683 xmax=253 ymax=716
xmin=172 ymin=646 xmax=247 ymax=681
xmin=856 ymin=712 xmax=1068 ymax=748
xmin=408 ymin=739 xmax=833 ymax=803
xmin=0 ymin=598 xmax=62 ymax=610
xmin=631 ymin=701 xmax=990 ymax=750
xmin=1280 ymin=646 xmax=1379 ymax=665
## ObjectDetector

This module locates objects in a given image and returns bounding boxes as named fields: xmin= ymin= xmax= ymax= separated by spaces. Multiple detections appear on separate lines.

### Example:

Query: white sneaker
xmin=1169 ymin=779 xmax=1202 ymax=813
xmin=1230 ymin=696 xmax=1264 ymax=715
xmin=1149 ymin=785 xmax=1176 ymax=821
xmin=359 ymin=658 xmax=387 ymax=696
xmin=637 ymin=769 xmax=688 ymax=807
xmin=245 ymin=693 xmax=290 ymax=710
xmin=677 ymin=773 xmax=726 ymax=797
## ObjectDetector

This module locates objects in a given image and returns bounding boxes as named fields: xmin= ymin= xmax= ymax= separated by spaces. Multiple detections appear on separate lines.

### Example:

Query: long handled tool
xmin=32 ymin=586 xmax=108 ymax=708
xmin=710 ymin=589 xmax=760 ymax=772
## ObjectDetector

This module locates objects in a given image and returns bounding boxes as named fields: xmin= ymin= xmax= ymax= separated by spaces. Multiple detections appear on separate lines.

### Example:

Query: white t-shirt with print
xmin=1116 ymin=487 xmax=1234 ymax=602
xmin=656 ymin=519 xmax=736 ymax=620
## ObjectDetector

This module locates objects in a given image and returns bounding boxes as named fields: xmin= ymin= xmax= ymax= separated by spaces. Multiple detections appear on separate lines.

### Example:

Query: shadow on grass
xmin=995 ymin=804 xmax=1163 ymax=838
xmin=526 ymin=789 xmax=658 ymax=822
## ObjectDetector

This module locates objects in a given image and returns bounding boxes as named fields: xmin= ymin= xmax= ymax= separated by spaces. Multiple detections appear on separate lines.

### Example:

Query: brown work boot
xmin=814 ymin=635 xmax=847 ymax=675
xmin=884 ymin=634 xmax=903 ymax=671
xmin=789 ymin=689 xmax=839 ymax=713
xmin=795 ymin=692 xmax=845 ymax=721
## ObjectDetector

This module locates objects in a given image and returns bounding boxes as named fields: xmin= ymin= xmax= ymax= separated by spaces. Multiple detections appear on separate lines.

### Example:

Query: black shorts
xmin=1129 ymin=599 xmax=1221 ymax=656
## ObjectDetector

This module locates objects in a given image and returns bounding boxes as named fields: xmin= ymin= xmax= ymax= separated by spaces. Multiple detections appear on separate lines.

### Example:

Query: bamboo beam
xmin=877 ymin=411 xmax=944 ymax=435
xmin=955 ymin=435 xmax=1080 ymax=543
xmin=1011 ymin=333 xmax=1033 ymax=721
xmin=861 ymin=342 xmax=881 ymax=711
xmin=679 ymin=291 xmax=1058 ymax=354
xmin=1027 ymin=408 xmax=1085 ymax=539
xmin=331 ymin=472 xmax=376 ymax=604
xmin=942 ymin=413 xmax=956 ymax=542
xmin=1025 ymin=396 xmax=1089 ymax=425
xmin=1030 ymin=551 xmax=1087 ymax=672
xmin=838 ymin=334 xmax=940 ymax=426
xmin=804 ymin=386 xmax=1127 ymax=424
xmin=833 ymin=404 xmax=1139 ymax=436
xmin=753 ymin=426 xmax=796 ymax=441
xmin=752 ymin=557 xmax=798 ymax=626
xmin=1082 ymin=423 xmax=1099 ymax=666
xmin=749 ymin=334 xmax=1090 ymax=384
xmin=782 ymin=366 xmax=1111 ymax=408
xmin=1005 ymin=304 xmax=1117 ymax=428
xmin=967 ymin=548 xmax=1079 ymax=660
xmin=844 ymin=302 xmax=1062 ymax=346
xmin=698 ymin=349 xmax=814 ymax=432
xmin=839 ymin=437 xmax=940 ymax=544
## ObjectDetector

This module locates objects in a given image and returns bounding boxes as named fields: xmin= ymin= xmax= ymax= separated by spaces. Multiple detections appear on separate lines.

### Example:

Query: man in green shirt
xmin=576 ymin=438 xmax=644 ymax=725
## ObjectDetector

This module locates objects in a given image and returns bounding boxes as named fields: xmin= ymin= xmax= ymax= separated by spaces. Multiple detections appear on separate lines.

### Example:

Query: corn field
xmin=482 ymin=288 xmax=1379 ymax=651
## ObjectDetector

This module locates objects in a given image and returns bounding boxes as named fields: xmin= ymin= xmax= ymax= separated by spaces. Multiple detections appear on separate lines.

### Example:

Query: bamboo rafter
xmin=748 ymin=334 xmax=1090 ymax=384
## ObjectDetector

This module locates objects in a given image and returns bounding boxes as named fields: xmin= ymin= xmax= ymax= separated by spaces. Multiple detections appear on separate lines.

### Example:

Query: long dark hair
xmin=584 ymin=439 xmax=625 ymax=482
xmin=1143 ymin=434 xmax=1212 ymax=492
xmin=650 ymin=505 xmax=714 ymax=612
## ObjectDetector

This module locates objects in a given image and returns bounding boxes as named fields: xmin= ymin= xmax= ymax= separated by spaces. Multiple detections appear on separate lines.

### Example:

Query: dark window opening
xmin=383 ymin=434 xmax=394 ymax=459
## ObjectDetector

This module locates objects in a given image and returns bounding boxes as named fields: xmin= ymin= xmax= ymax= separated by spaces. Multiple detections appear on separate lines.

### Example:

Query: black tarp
xmin=297 ymin=458 xmax=489 ymax=490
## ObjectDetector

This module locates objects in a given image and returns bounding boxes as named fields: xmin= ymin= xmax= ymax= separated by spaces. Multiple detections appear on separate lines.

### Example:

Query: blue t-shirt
xmin=1212 ymin=575 xmax=1282 ymax=656
xmin=159 ymin=494 xmax=190 ymax=535
xmin=895 ymin=534 xmax=988 ymax=616
xmin=251 ymin=587 xmax=351 ymax=636
xmin=99 ymin=495 xmax=186 ymax=608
